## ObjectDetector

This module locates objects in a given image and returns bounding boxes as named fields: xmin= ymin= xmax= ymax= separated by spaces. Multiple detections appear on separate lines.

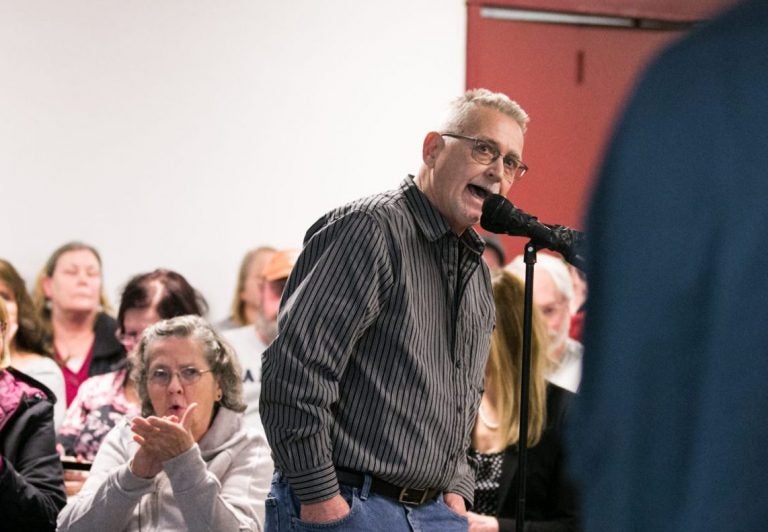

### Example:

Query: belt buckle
xmin=398 ymin=487 xmax=429 ymax=506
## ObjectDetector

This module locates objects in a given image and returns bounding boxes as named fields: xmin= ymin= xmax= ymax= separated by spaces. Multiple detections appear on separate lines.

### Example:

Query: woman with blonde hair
xmin=467 ymin=271 xmax=580 ymax=531
xmin=0 ymin=297 xmax=66 ymax=531
xmin=218 ymin=246 xmax=276 ymax=330
xmin=33 ymin=242 xmax=124 ymax=406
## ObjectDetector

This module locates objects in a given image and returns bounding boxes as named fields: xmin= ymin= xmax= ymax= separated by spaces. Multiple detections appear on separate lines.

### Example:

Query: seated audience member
xmin=482 ymin=235 xmax=507 ymax=271
xmin=57 ymin=269 xmax=207 ymax=496
xmin=223 ymin=248 xmax=298 ymax=427
xmin=218 ymin=246 xmax=276 ymax=330
xmin=507 ymin=253 xmax=583 ymax=392
xmin=0 ymin=258 xmax=66 ymax=428
xmin=567 ymin=264 xmax=587 ymax=342
xmin=467 ymin=271 xmax=580 ymax=531
xmin=32 ymin=242 xmax=124 ymax=405
xmin=0 ymin=298 xmax=67 ymax=532
xmin=57 ymin=315 xmax=273 ymax=531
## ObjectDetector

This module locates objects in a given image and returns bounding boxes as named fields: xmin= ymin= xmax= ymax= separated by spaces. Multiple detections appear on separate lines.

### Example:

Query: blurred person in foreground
xmin=569 ymin=1 xmax=768 ymax=530
xmin=57 ymin=269 xmax=207 ymax=496
xmin=33 ymin=241 xmax=124 ymax=405
xmin=467 ymin=271 xmax=579 ymax=531
xmin=218 ymin=246 xmax=277 ymax=331
xmin=0 ymin=258 xmax=66 ymax=427
xmin=261 ymin=88 xmax=530 ymax=530
xmin=57 ymin=315 xmax=273 ymax=531
xmin=0 ymin=297 xmax=66 ymax=531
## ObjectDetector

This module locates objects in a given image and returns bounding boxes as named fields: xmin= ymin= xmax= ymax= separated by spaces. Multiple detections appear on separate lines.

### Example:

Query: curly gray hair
xmin=132 ymin=315 xmax=246 ymax=416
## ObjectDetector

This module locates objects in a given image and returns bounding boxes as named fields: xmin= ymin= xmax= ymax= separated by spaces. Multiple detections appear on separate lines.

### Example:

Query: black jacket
xmin=0 ymin=368 xmax=66 ymax=531
xmin=494 ymin=385 xmax=580 ymax=532
xmin=88 ymin=312 xmax=125 ymax=376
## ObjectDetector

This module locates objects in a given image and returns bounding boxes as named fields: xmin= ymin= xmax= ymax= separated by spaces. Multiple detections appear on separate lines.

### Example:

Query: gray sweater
xmin=57 ymin=407 xmax=273 ymax=531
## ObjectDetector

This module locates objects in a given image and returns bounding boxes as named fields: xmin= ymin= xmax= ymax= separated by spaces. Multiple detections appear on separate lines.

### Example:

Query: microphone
xmin=481 ymin=194 xmax=586 ymax=269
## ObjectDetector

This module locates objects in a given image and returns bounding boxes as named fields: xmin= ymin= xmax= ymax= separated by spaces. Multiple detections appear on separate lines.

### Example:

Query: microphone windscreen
xmin=481 ymin=194 xmax=529 ymax=236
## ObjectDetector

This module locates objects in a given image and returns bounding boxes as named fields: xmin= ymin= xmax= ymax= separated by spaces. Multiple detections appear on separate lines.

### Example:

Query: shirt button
xmin=447 ymin=269 xmax=454 ymax=277
xmin=455 ymin=360 xmax=462 ymax=369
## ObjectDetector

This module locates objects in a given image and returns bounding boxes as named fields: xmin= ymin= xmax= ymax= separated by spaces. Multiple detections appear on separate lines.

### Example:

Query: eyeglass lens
xmin=149 ymin=367 xmax=206 ymax=386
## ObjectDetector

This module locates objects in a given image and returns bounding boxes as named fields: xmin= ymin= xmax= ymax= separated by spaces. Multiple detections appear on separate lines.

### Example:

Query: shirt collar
xmin=402 ymin=175 xmax=485 ymax=256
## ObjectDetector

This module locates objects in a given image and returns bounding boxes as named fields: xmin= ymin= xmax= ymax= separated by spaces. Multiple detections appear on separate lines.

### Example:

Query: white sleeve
xmin=26 ymin=358 xmax=67 ymax=430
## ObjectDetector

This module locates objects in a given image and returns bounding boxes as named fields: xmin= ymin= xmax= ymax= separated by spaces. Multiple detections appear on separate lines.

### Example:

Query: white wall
xmin=1 ymin=0 xmax=466 ymax=319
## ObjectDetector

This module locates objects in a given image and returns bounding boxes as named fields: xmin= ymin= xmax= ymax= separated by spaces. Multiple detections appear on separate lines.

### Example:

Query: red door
xmin=467 ymin=5 xmax=685 ymax=261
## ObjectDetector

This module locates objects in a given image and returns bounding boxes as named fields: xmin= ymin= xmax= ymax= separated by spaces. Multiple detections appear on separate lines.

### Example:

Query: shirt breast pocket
xmin=462 ymin=307 xmax=495 ymax=390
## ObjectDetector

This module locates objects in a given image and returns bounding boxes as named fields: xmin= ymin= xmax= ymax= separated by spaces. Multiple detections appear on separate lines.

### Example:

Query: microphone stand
xmin=516 ymin=239 xmax=540 ymax=532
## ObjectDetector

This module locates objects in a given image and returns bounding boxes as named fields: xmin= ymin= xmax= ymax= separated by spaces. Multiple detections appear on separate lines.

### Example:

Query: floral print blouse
xmin=56 ymin=368 xmax=140 ymax=462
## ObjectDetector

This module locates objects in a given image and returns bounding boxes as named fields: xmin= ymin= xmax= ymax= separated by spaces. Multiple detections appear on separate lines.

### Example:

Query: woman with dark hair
xmin=57 ymin=315 xmax=272 ymax=531
xmin=466 ymin=271 xmax=580 ymax=531
xmin=57 ymin=269 xmax=207 ymax=495
xmin=32 ymin=242 xmax=124 ymax=406
xmin=0 ymin=297 xmax=66 ymax=531
xmin=0 ymin=258 xmax=66 ymax=428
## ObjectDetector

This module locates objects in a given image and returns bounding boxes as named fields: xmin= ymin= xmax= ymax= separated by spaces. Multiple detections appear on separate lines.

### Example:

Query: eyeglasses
xmin=148 ymin=366 xmax=213 ymax=387
xmin=441 ymin=133 xmax=529 ymax=183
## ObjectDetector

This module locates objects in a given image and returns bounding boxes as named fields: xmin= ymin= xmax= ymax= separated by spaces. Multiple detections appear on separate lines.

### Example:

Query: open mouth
xmin=167 ymin=405 xmax=185 ymax=417
xmin=468 ymin=184 xmax=490 ymax=201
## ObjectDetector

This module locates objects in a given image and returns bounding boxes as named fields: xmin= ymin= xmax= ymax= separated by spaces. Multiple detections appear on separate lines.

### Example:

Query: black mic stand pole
xmin=516 ymin=239 xmax=540 ymax=532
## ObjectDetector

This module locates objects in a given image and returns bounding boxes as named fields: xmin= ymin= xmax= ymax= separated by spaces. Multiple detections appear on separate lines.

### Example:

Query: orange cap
xmin=262 ymin=249 xmax=300 ymax=282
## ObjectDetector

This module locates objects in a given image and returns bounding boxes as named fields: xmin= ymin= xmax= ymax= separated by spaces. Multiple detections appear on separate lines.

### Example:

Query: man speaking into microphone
xmin=260 ymin=89 xmax=530 ymax=531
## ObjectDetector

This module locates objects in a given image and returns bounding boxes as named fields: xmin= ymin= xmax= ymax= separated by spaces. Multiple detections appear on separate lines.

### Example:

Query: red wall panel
xmin=467 ymin=5 xmax=685 ymax=260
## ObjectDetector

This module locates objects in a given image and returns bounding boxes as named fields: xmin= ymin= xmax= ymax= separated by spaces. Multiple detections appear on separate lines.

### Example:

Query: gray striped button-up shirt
xmin=261 ymin=176 xmax=495 ymax=505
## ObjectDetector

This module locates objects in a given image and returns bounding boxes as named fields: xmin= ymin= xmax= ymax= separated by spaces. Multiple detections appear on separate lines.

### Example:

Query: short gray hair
xmin=133 ymin=315 xmax=246 ymax=416
xmin=506 ymin=253 xmax=574 ymax=302
xmin=441 ymin=88 xmax=530 ymax=134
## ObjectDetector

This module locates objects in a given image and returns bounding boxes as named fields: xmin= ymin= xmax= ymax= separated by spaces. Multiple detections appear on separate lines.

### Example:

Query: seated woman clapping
xmin=57 ymin=315 xmax=273 ymax=532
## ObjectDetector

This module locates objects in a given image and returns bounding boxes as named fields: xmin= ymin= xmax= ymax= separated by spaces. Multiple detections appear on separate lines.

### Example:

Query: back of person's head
xmin=0 ymin=259 xmax=48 ymax=356
xmin=482 ymin=236 xmax=507 ymax=270
xmin=0 ymin=298 xmax=10 ymax=369
xmin=229 ymin=246 xmax=276 ymax=326
xmin=489 ymin=270 xmax=549 ymax=447
xmin=32 ymin=241 xmax=112 ymax=326
xmin=117 ymin=269 xmax=208 ymax=333
xmin=506 ymin=252 xmax=574 ymax=303
xmin=441 ymin=88 xmax=529 ymax=135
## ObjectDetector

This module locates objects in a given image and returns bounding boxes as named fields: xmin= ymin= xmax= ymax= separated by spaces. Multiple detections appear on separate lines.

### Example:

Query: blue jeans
xmin=264 ymin=471 xmax=469 ymax=532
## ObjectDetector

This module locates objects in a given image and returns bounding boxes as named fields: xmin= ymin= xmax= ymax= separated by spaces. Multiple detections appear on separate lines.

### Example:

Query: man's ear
xmin=422 ymin=131 xmax=444 ymax=168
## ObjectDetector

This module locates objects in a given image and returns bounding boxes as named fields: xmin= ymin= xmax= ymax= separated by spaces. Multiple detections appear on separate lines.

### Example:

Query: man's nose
xmin=484 ymin=155 xmax=505 ymax=181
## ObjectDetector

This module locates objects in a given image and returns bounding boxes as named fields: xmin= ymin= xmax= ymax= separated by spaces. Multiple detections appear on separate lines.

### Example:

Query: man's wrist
xmin=285 ymin=463 xmax=340 ymax=504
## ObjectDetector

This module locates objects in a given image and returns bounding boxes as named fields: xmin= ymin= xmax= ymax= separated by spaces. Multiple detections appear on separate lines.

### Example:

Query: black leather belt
xmin=335 ymin=469 xmax=440 ymax=506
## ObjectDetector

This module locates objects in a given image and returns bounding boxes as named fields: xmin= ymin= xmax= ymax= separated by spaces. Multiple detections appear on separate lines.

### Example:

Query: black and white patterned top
xmin=469 ymin=448 xmax=505 ymax=516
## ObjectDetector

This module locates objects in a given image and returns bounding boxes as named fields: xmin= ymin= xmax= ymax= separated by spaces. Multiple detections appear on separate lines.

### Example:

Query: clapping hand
xmin=129 ymin=403 xmax=197 ymax=479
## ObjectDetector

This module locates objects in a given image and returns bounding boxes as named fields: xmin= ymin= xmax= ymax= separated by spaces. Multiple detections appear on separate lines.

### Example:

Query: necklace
xmin=478 ymin=404 xmax=500 ymax=430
